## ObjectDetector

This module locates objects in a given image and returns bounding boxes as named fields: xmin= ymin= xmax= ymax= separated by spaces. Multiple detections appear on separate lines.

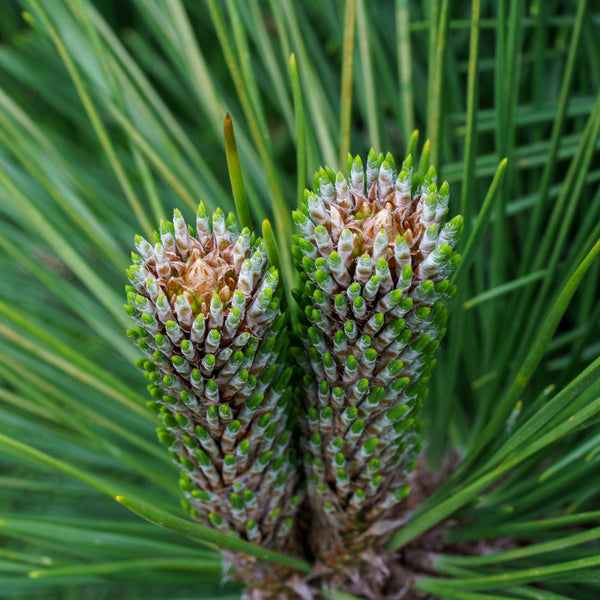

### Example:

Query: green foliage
xmin=0 ymin=1 xmax=599 ymax=599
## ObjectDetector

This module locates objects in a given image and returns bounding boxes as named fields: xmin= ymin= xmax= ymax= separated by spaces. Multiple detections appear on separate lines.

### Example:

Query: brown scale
xmin=148 ymin=232 xmax=241 ymax=324
xmin=320 ymin=189 xmax=428 ymax=293
xmin=174 ymin=260 xmax=233 ymax=311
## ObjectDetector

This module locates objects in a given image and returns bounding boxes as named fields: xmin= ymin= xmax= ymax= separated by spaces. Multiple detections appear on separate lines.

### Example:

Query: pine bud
xmin=125 ymin=206 xmax=301 ymax=588
xmin=292 ymin=151 xmax=461 ymax=563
